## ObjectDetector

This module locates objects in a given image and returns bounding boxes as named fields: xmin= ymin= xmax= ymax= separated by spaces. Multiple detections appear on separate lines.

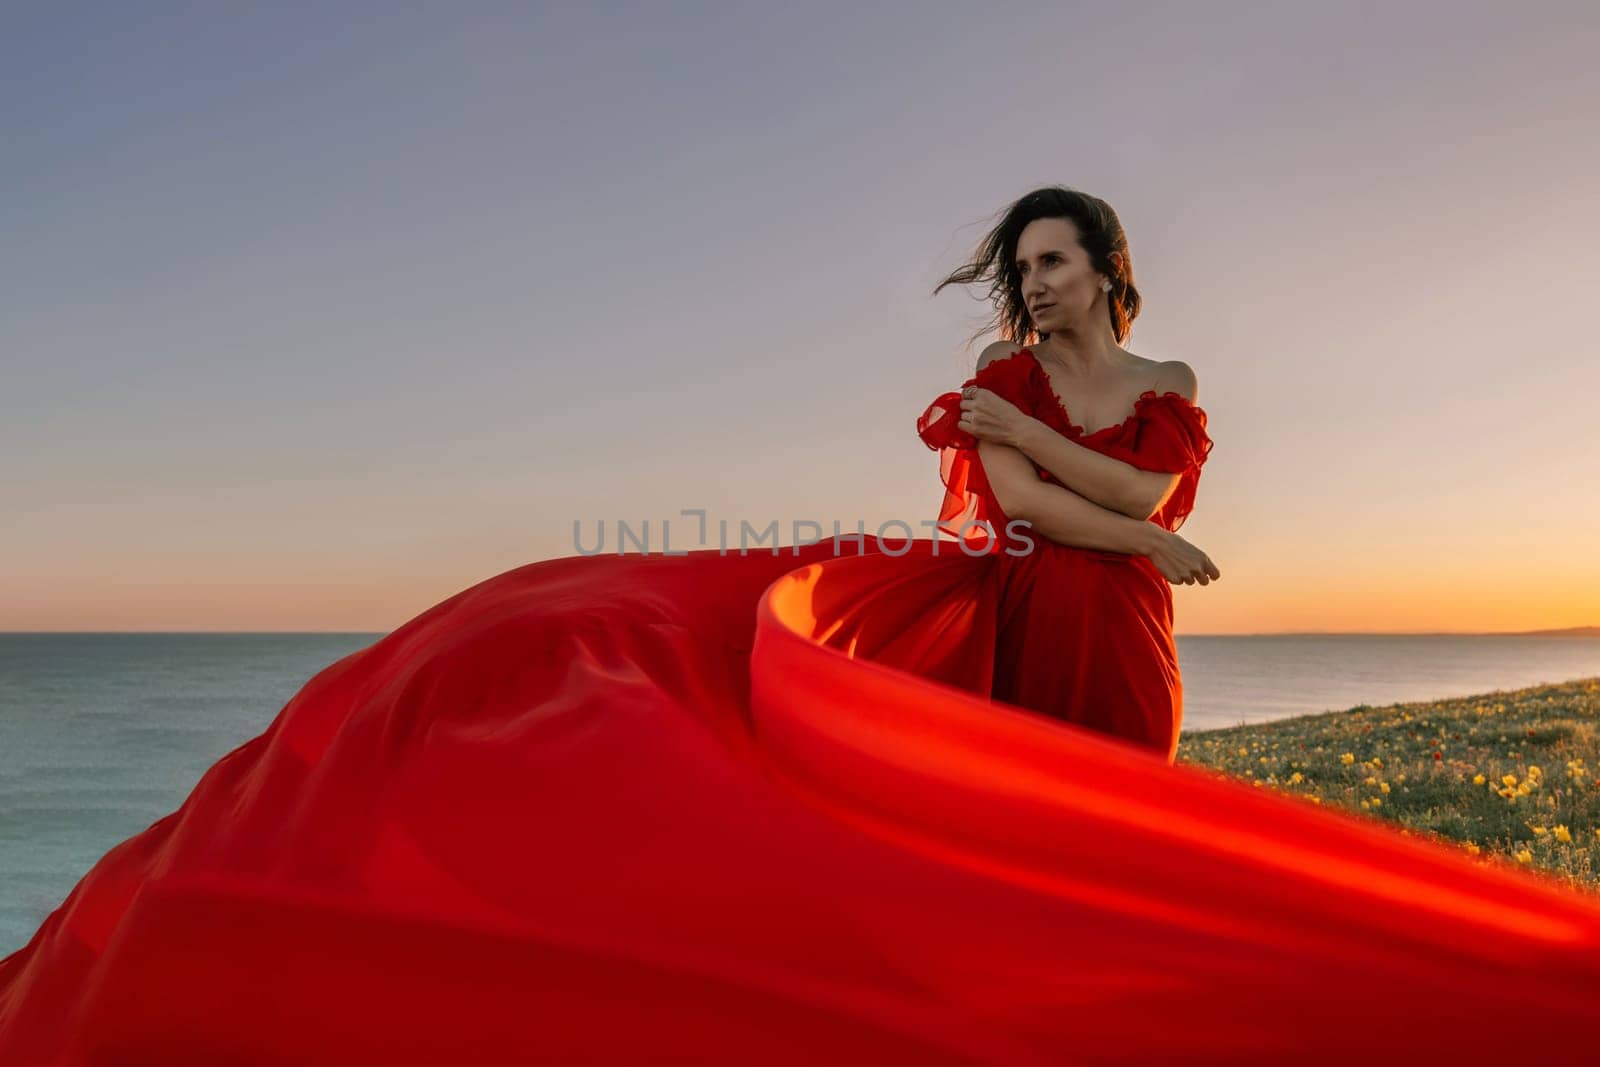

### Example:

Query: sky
xmin=4 ymin=1 xmax=1598 ymax=635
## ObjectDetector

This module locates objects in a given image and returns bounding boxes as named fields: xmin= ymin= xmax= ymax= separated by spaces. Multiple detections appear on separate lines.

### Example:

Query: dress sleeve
xmin=914 ymin=353 xmax=1033 ymax=548
xmin=1129 ymin=392 xmax=1214 ymax=532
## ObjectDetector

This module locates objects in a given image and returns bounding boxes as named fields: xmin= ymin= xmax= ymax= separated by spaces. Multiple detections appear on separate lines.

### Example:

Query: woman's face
xmin=1014 ymin=217 xmax=1105 ymax=334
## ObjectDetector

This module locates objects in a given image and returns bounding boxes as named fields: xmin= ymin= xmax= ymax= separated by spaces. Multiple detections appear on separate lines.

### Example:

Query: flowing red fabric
xmin=4 ymin=349 xmax=1600 ymax=1064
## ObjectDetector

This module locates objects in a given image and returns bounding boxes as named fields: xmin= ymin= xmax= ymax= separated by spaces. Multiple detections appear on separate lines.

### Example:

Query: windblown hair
xmin=933 ymin=186 xmax=1142 ymax=348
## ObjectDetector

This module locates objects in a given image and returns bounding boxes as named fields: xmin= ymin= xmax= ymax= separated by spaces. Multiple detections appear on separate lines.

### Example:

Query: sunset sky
xmin=5 ymin=3 xmax=1598 ymax=635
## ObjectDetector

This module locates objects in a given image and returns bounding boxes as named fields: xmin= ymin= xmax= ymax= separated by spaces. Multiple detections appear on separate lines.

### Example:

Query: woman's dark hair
xmin=933 ymin=186 xmax=1141 ymax=348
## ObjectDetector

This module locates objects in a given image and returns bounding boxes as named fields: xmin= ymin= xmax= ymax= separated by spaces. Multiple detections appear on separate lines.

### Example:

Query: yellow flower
xmin=1517 ymin=783 xmax=1531 ymax=796
xmin=1340 ymin=753 xmax=1355 ymax=765
xmin=1465 ymin=843 xmax=1481 ymax=856
xmin=1360 ymin=799 xmax=1371 ymax=809
xmin=1363 ymin=775 xmax=1377 ymax=786
xmin=1528 ymin=765 xmax=1543 ymax=778
xmin=1371 ymin=757 xmax=1383 ymax=769
xmin=1370 ymin=797 xmax=1382 ymax=808
xmin=1237 ymin=746 xmax=1248 ymax=756
xmin=1554 ymin=826 xmax=1572 ymax=844
xmin=1515 ymin=849 xmax=1533 ymax=864
xmin=1307 ymin=796 xmax=1321 ymax=804
xmin=1379 ymin=782 xmax=1391 ymax=794
xmin=1502 ymin=774 xmax=1518 ymax=787
xmin=1472 ymin=774 xmax=1486 ymax=785
xmin=1532 ymin=826 xmax=1548 ymax=835
xmin=1288 ymin=772 xmax=1304 ymax=785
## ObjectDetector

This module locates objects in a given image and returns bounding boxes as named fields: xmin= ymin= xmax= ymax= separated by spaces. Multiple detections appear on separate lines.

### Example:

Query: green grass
xmin=1176 ymin=676 xmax=1600 ymax=893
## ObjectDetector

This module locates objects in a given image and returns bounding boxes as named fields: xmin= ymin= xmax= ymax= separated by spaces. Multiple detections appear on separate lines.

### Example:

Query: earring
xmin=1100 ymin=279 xmax=1112 ymax=292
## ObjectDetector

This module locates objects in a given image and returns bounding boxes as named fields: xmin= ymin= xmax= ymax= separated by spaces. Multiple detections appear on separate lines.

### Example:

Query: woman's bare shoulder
xmin=976 ymin=340 xmax=1029 ymax=372
xmin=1153 ymin=359 xmax=1199 ymax=403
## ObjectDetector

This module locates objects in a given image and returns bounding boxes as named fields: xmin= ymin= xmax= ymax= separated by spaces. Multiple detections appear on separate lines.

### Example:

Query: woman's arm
xmin=976 ymin=437 xmax=1221 ymax=586
xmin=1012 ymin=421 xmax=1179 ymax=522
xmin=1018 ymin=360 xmax=1197 ymax=520
xmin=978 ymin=440 xmax=1166 ymax=557
xmin=962 ymin=345 xmax=1193 ymax=521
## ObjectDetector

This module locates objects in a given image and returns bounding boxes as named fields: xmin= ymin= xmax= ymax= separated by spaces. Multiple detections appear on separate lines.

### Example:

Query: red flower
xmin=1433 ymin=751 xmax=1443 ymax=760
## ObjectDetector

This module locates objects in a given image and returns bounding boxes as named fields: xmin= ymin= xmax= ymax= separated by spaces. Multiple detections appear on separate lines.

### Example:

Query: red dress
xmin=917 ymin=346 xmax=1215 ymax=762
xmin=4 ymin=355 xmax=1600 ymax=1065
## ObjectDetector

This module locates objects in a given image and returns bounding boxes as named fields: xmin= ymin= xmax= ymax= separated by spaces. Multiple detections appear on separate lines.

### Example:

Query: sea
xmin=3 ymin=631 xmax=1599 ymax=957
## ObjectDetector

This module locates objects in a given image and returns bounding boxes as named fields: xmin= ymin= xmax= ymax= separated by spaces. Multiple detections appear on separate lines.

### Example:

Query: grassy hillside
xmin=1177 ymin=677 xmax=1600 ymax=893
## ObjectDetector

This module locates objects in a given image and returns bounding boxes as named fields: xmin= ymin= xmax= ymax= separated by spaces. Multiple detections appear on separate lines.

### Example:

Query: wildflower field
xmin=1176 ymin=676 xmax=1600 ymax=893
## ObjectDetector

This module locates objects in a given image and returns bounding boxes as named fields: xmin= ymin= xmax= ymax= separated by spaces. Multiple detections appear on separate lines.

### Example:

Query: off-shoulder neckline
xmin=989 ymin=347 xmax=1203 ymax=438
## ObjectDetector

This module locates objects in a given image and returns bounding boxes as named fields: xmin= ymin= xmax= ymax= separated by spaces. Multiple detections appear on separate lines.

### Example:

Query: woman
xmin=3 ymin=187 xmax=1599 ymax=1065
xmin=919 ymin=186 xmax=1222 ymax=761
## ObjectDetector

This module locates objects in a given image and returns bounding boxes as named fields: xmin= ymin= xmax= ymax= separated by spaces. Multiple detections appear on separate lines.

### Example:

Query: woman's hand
xmin=1143 ymin=528 xmax=1221 ymax=586
xmin=957 ymin=386 xmax=1036 ymax=449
